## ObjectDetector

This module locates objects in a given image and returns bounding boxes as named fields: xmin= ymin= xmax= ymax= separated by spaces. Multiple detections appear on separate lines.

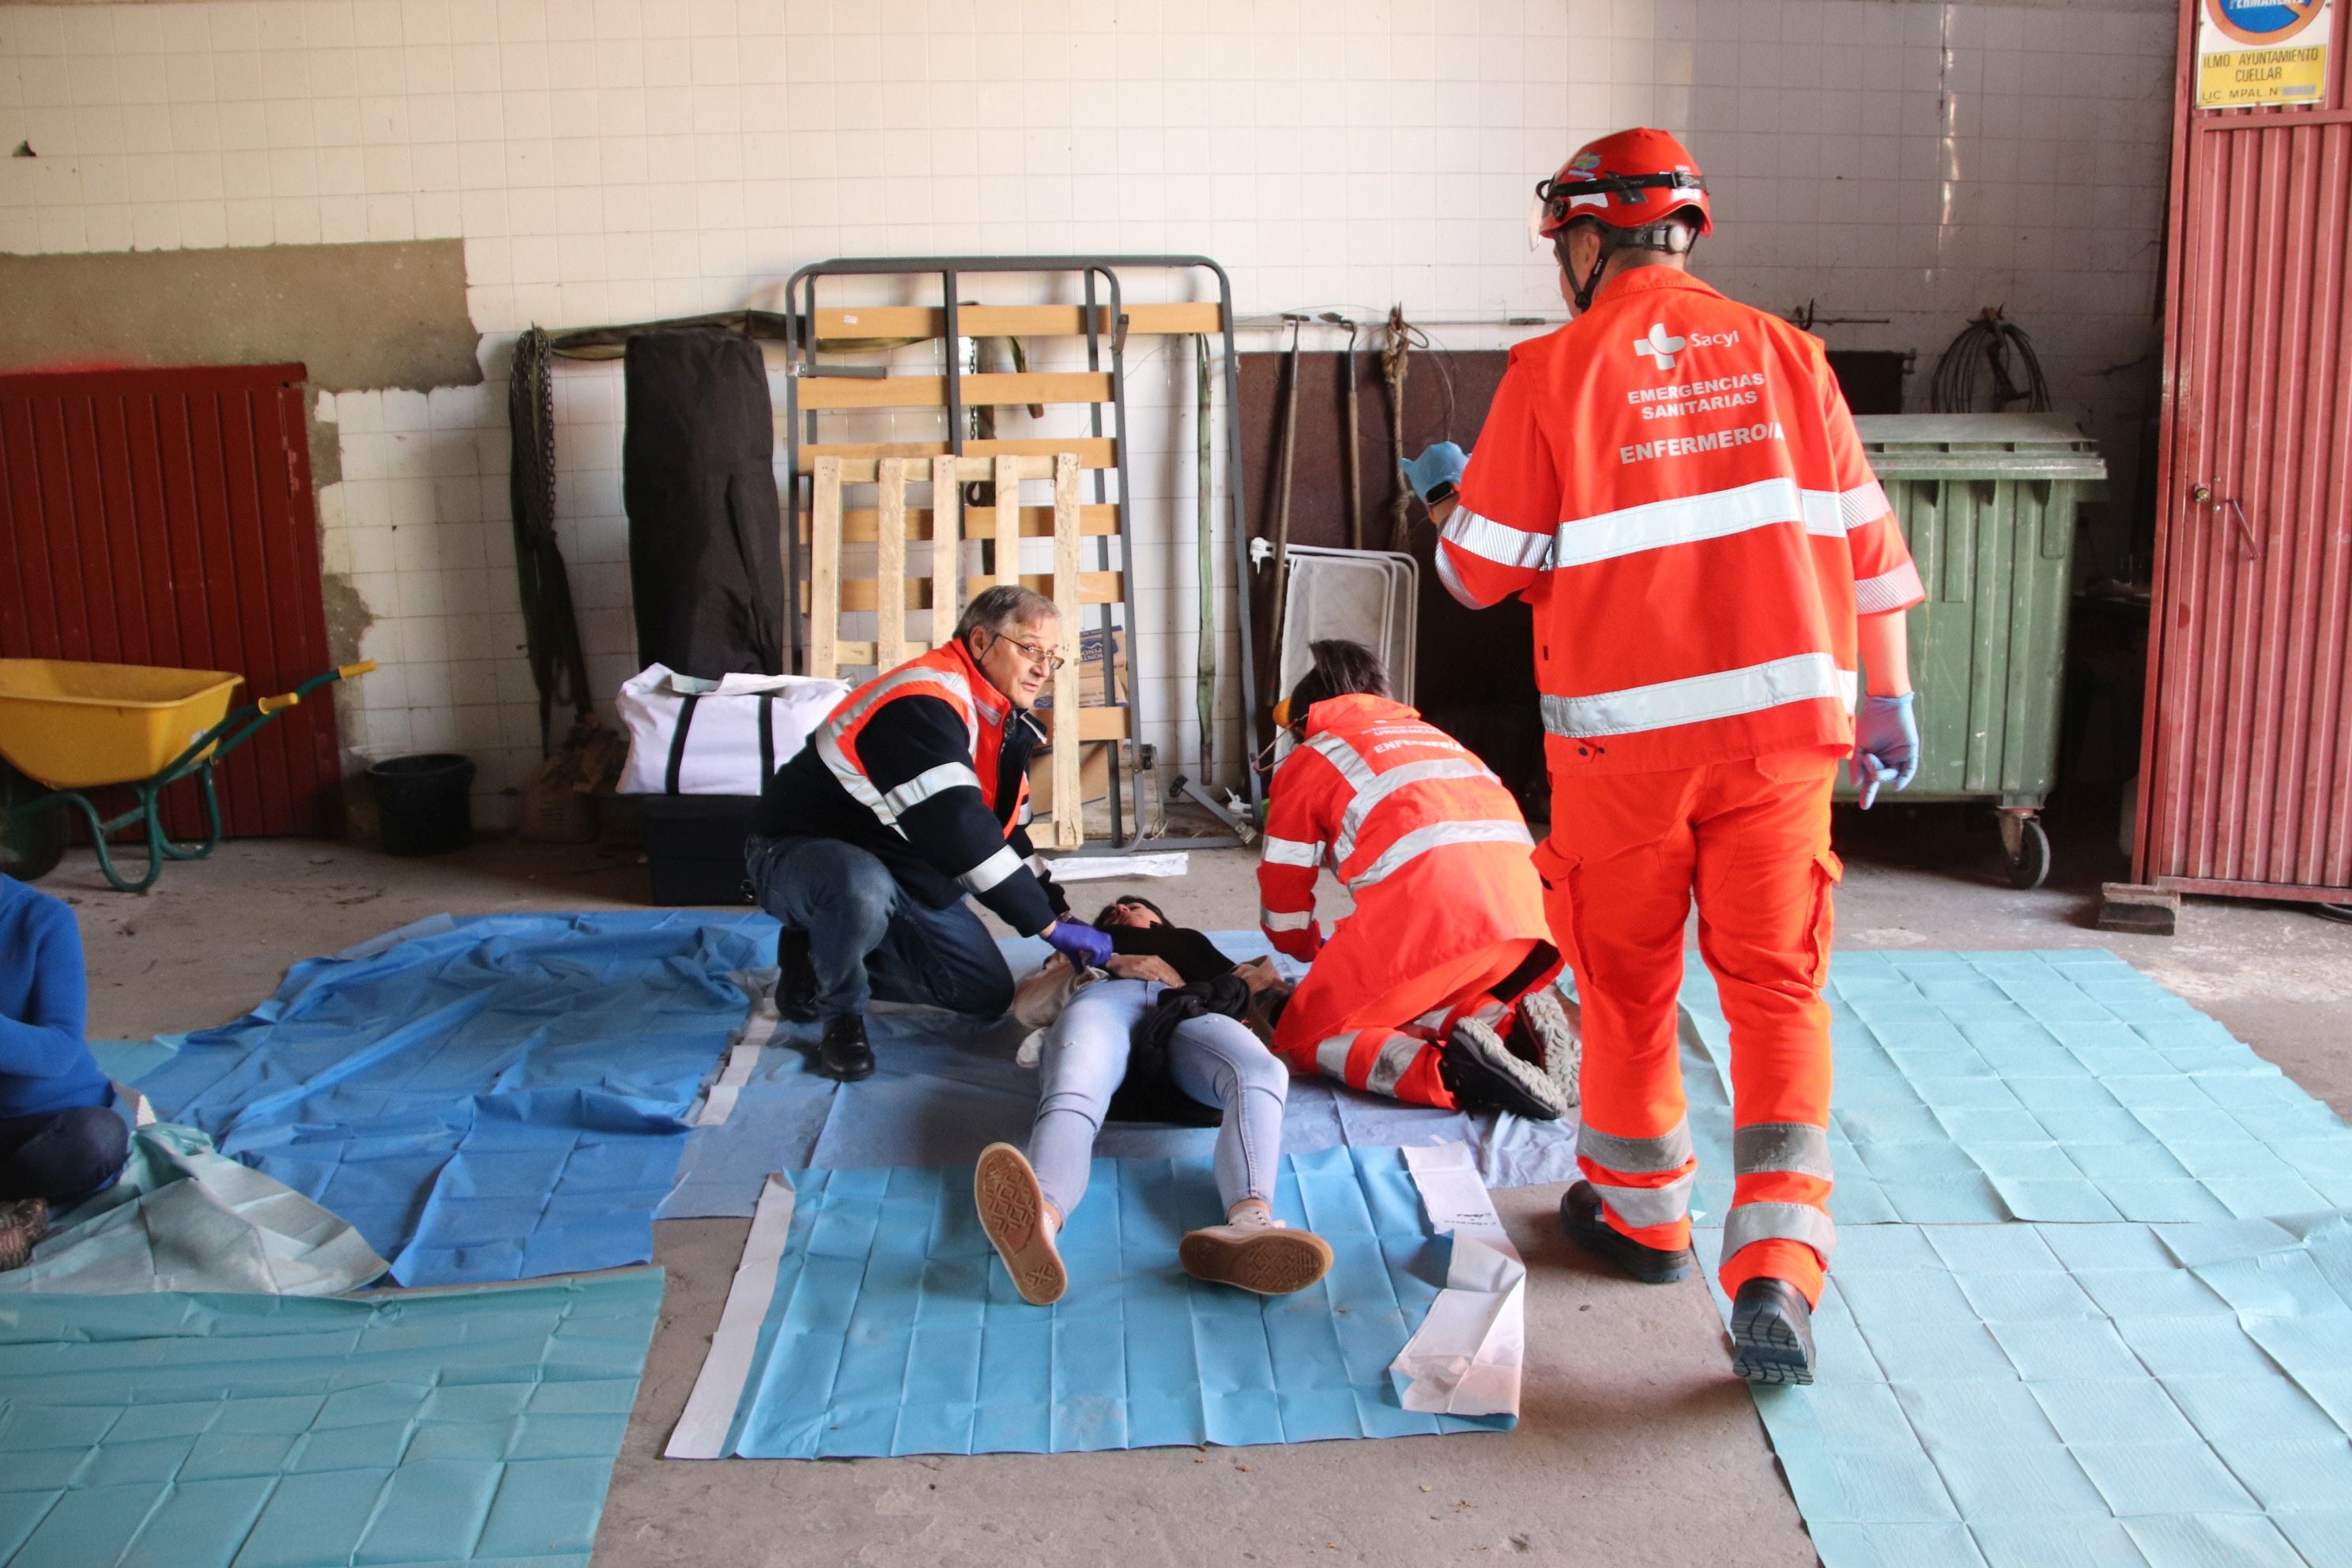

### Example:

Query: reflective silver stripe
xmin=1261 ymin=908 xmax=1315 ymax=932
xmin=1347 ymin=818 xmax=1533 ymax=891
xmin=1441 ymin=503 xmax=1553 ymax=569
xmin=1549 ymin=478 xmax=1842 ymax=572
xmin=1315 ymin=1031 xmax=1360 ymax=1080
xmin=1434 ymin=538 xmax=1484 ymax=608
xmin=1839 ymin=479 xmax=1890 ymax=530
xmin=816 ymin=728 xmax=897 ymax=831
xmin=882 ymin=762 xmax=982 ymax=816
xmin=1723 ymin=1200 xmax=1838 ymax=1263
xmin=1577 ymin=1119 xmax=1694 ymax=1175
xmin=958 ymin=843 xmax=1023 ymax=895
xmin=1853 ymin=560 xmax=1925 ymax=615
xmin=1306 ymin=730 xmax=1378 ymax=793
xmin=1024 ymin=854 xmax=1048 ymax=877
xmin=1261 ymin=835 xmax=1323 ymax=868
xmin=1540 ymin=653 xmax=1856 ymax=740
xmin=1733 ymin=1122 xmax=1835 ymax=1182
xmin=1334 ymin=757 xmax=1494 ymax=864
xmin=1363 ymin=1034 xmax=1424 ymax=1096
xmin=825 ymin=664 xmax=974 ymax=739
xmin=1591 ymin=1171 xmax=1696 ymax=1229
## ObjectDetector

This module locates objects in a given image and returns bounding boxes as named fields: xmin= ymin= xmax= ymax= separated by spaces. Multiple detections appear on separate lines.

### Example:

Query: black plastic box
xmin=640 ymin=794 xmax=759 ymax=906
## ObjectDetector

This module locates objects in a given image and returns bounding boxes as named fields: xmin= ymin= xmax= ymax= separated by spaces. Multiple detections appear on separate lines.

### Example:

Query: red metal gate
xmin=0 ymin=364 xmax=342 ymax=839
xmin=2139 ymin=1 xmax=2352 ymax=902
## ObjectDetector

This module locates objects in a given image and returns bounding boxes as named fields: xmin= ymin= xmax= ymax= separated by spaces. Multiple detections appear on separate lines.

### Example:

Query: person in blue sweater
xmin=0 ymin=873 xmax=130 ymax=1264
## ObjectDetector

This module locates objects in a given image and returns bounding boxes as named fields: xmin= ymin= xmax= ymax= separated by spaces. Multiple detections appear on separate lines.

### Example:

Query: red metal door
xmin=2140 ymin=1 xmax=2352 ymax=902
xmin=0 ymin=364 xmax=342 ymax=839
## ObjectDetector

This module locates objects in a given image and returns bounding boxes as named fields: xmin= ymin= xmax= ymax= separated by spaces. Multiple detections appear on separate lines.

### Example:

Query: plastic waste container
xmin=1848 ymin=415 xmax=2106 ymax=889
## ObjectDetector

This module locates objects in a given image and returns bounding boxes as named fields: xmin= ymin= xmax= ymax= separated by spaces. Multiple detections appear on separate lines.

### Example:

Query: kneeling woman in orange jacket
xmin=1256 ymin=640 xmax=1576 ymax=1123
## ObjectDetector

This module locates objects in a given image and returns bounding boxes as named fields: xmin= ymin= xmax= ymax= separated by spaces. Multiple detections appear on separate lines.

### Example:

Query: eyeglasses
xmin=989 ymin=632 xmax=1067 ymax=673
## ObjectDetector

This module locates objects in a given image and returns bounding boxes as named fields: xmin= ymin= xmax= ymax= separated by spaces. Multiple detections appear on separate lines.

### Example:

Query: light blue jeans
xmin=1031 ymin=979 xmax=1289 ymax=1220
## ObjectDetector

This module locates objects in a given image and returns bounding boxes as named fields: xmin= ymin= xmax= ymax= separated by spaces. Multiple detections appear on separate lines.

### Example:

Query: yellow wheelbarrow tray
xmin=0 ymin=658 xmax=374 ymax=893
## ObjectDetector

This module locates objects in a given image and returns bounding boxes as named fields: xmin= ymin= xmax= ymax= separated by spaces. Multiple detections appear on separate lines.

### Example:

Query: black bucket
xmin=369 ymin=753 xmax=477 ymax=857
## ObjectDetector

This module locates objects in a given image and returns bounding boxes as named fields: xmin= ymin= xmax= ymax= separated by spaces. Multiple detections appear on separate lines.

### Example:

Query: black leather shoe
xmin=1439 ymin=1018 xmax=1566 ymax=1121
xmin=775 ymin=929 xmax=820 ymax=1023
xmin=815 ymin=1014 xmax=875 ymax=1082
xmin=1558 ymin=1180 xmax=1693 ymax=1283
xmin=1730 ymin=1277 xmax=1817 ymax=1385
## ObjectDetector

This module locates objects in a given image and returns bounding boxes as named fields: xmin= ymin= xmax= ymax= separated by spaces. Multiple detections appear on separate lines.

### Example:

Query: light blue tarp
xmin=714 ymin=1146 xmax=1510 ymax=1457
xmin=661 ymin=930 xmax=1580 ymax=1219
xmin=137 ymin=912 xmax=773 ymax=1286
xmin=0 ymin=1269 xmax=663 ymax=1568
xmin=1675 ymin=948 xmax=2352 ymax=1568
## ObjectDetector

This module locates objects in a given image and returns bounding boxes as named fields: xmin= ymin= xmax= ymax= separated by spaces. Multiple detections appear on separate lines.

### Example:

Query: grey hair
xmin=955 ymin=584 xmax=1060 ymax=645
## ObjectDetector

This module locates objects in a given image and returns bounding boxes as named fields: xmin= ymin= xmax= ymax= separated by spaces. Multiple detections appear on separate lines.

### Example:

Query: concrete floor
xmin=56 ymin=798 xmax=2352 ymax=1568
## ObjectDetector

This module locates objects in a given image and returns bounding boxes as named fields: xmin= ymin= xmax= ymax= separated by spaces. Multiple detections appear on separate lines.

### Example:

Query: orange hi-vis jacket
xmin=1257 ymin=693 xmax=1545 ymax=984
xmin=1437 ymin=267 xmax=1926 ymax=776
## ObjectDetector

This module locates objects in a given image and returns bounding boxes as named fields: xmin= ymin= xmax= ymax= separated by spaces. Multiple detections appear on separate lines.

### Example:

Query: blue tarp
xmin=137 ymin=912 xmax=772 ymax=1286
xmin=0 ymin=1269 xmax=663 ymax=1568
xmin=712 ymin=1147 xmax=1510 ymax=1457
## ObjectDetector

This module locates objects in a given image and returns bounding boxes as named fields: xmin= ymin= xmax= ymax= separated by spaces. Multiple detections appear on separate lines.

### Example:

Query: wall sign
xmin=2197 ymin=0 xmax=2333 ymax=107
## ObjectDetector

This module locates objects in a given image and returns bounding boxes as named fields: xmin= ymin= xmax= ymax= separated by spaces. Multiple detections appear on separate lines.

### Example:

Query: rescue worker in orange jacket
xmin=1404 ymin=128 xmax=1924 ymax=1385
xmin=748 ymin=585 xmax=1116 ymax=1080
xmin=1257 ymin=639 xmax=1577 ymax=1125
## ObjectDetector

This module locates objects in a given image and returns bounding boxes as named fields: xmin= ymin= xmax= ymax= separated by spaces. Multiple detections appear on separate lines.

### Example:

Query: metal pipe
xmin=1326 ymin=312 xmax=1364 ymax=551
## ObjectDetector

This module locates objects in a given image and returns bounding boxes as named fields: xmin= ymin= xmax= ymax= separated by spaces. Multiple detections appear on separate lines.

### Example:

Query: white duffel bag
xmin=616 ymin=664 xmax=851 ymax=796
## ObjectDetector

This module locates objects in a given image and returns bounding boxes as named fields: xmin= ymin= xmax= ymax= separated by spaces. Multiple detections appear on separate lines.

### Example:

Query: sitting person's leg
xmin=0 ymin=1103 xmax=130 ymax=1204
xmin=1163 ymin=1013 xmax=1334 ymax=1295
xmin=1275 ymin=935 xmax=1565 ymax=1121
xmin=866 ymin=894 xmax=1016 ymax=1020
xmin=975 ymin=980 xmax=1145 ymax=1306
xmin=744 ymin=837 xmax=903 ymax=1081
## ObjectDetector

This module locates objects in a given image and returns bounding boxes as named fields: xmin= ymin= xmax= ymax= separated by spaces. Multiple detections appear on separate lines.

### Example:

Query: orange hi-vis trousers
xmin=1272 ymin=936 xmax=1551 ymax=1110
xmin=1535 ymin=749 xmax=1841 ymax=1304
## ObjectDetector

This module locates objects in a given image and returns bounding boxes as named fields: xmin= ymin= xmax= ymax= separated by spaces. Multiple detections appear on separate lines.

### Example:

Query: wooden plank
xmin=793 ymin=371 xmax=1114 ymax=411
xmin=819 ymin=454 xmax=1054 ymax=486
xmin=1050 ymin=450 xmax=1083 ymax=848
xmin=993 ymin=455 xmax=1020 ymax=586
xmin=824 ymin=503 xmax=1117 ymax=542
xmin=1016 ymin=570 xmax=1123 ymax=605
xmin=794 ymin=438 xmax=1116 ymax=472
xmin=1077 ymin=707 xmax=1131 ymax=741
xmin=929 ymin=454 xmax=959 ymax=650
xmin=804 ymin=578 xmax=940 ymax=612
xmin=874 ymin=458 xmax=907 ymax=672
xmin=809 ymin=456 xmax=842 ymax=677
xmin=810 ymin=302 xmax=1224 ymax=341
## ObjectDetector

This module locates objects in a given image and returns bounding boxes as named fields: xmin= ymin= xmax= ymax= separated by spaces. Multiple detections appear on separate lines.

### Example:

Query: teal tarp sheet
xmin=0 ymin=1268 xmax=663 ymax=1567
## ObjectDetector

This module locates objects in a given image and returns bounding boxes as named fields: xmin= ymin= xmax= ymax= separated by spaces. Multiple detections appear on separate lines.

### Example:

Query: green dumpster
xmin=1846 ymin=414 xmax=2106 ymax=889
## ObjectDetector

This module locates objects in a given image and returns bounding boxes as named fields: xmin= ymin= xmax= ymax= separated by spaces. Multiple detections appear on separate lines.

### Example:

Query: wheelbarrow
xmin=0 ymin=658 xmax=373 ymax=893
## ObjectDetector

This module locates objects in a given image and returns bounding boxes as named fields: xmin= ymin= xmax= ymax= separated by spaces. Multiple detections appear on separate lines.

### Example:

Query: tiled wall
xmin=0 ymin=0 xmax=2177 ymax=820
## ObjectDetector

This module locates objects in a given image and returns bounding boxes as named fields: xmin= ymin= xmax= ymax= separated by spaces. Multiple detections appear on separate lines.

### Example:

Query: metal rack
xmin=778 ymin=255 xmax=1262 ymax=847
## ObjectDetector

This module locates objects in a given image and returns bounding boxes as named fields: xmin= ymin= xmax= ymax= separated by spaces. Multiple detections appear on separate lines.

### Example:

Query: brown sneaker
xmin=1178 ymin=1222 xmax=1335 ymax=1296
xmin=0 ymin=1197 xmax=49 ymax=1272
xmin=974 ymin=1143 xmax=1066 ymax=1306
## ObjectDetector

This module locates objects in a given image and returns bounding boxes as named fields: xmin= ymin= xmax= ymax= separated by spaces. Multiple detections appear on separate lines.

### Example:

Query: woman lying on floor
xmin=975 ymin=896 xmax=1330 ymax=1306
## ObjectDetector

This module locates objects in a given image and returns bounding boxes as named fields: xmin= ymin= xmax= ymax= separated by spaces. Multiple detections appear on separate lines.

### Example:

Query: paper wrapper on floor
xmin=1389 ymin=1140 xmax=1526 ymax=1418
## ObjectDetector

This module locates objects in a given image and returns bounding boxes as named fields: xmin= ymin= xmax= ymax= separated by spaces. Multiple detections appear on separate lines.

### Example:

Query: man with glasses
xmin=747 ymin=585 xmax=1116 ymax=1080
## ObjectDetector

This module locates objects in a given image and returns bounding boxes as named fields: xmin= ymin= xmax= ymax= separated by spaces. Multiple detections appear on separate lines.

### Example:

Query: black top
xmin=752 ymin=694 xmax=1068 ymax=934
xmin=1108 ymin=924 xmax=1238 ymax=983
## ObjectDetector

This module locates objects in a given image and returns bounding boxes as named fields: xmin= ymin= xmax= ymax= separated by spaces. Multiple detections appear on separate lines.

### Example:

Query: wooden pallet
xmin=805 ymin=450 xmax=1110 ymax=847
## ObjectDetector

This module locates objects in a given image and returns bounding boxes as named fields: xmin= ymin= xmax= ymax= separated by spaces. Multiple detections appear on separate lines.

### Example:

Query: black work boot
xmin=775 ymin=928 xmax=820 ymax=1023
xmin=1440 ymin=1018 xmax=1566 ymax=1121
xmin=1558 ymin=1180 xmax=1693 ymax=1283
xmin=815 ymin=1014 xmax=876 ymax=1082
xmin=1730 ymin=1278 xmax=1817 ymax=1385
xmin=1508 ymin=987 xmax=1581 ymax=1108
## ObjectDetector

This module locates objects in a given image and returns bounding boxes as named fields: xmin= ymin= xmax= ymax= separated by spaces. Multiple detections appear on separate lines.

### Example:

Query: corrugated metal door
xmin=0 ymin=364 xmax=341 ymax=839
xmin=2139 ymin=2 xmax=2352 ymax=902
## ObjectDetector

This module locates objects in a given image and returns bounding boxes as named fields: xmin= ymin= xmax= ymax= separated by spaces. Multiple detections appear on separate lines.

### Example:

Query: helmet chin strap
xmin=1560 ymin=218 xmax=1697 ymax=313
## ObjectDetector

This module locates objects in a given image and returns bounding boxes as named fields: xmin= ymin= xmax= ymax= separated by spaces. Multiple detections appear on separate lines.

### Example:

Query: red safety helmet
xmin=1533 ymin=127 xmax=1712 ymax=241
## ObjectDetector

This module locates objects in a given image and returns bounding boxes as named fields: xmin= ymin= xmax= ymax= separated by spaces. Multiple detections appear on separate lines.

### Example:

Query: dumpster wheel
xmin=1999 ymin=811 xmax=2050 ymax=891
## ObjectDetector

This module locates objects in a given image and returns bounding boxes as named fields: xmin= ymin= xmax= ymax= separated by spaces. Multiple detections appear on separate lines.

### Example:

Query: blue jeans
xmin=1031 ymin=979 xmax=1289 ymax=1219
xmin=744 ymin=835 xmax=1016 ymax=1021
xmin=0 ymin=1102 xmax=130 ymax=1204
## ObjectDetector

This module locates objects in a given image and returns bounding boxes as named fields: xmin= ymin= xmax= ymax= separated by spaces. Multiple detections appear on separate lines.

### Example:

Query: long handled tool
xmin=1322 ymin=312 xmax=1364 ymax=549
xmin=1266 ymin=315 xmax=1306 ymax=729
xmin=1381 ymin=304 xmax=1413 ymax=551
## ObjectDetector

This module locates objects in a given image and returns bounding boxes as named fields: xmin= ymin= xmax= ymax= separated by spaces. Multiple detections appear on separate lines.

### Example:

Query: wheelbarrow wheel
xmin=1999 ymin=812 xmax=2051 ymax=891
xmin=0 ymin=762 xmax=67 ymax=882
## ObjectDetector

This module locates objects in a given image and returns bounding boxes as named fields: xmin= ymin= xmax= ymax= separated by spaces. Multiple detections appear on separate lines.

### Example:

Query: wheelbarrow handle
xmin=257 ymin=692 xmax=300 ymax=714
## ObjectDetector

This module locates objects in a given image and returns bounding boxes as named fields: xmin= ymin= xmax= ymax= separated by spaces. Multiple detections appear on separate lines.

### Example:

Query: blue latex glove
xmin=1042 ymin=919 xmax=1114 ymax=970
xmin=1399 ymin=441 xmax=1469 ymax=501
xmin=1852 ymin=692 xmax=1920 ymax=810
